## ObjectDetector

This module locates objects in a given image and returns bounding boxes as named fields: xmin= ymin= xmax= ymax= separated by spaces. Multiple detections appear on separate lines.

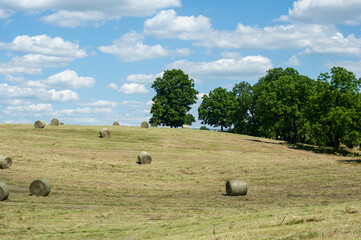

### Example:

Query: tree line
xmin=150 ymin=67 xmax=361 ymax=152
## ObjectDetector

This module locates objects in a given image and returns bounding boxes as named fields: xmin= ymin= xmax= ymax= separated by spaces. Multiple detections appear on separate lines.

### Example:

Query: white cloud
xmin=166 ymin=56 xmax=273 ymax=80
xmin=49 ymin=89 xmax=79 ymax=102
xmin=4 ymin=75 xmax=25 ymax=83
xmin=4 ymin=103 xmax=54 ymax=115
xmin=99 ymin=32 xmax=190 ymax=62
xmin=119 ymin=83 xmax=149 ymax=94
xmin=0 ymin=35 xmax=88 ymax=58
xmin=11 ymin=54 xmax=73 ymax=68
xmin=0 ymin=9 xmax=13 ymax=18
xmin=41 ymin=10 xmax=107 ymax=28
xmin=0 ymin=83 xmax=79 ymax=102
xmin=80 ymin=100 xmax=117 ymax=108
xmin=145 ymin=100 xmax=153 ymax=106
xmin=0 ymin=65 xmax=42 ymax=75
xmin=196 ymin=23 xmax=361 ymax=56
xmin=143 ymin=10 xmax=361 ymax=57
xmin=0 ymin=0 xmax=181 ymax=27
xmin=285 ymin=55 xmax=300 ymax=66
xmin=47 ymin=70 xmax=95 ymax=89
xmin=126 ymin=72 xmax=163 ymax=84
xmin=196 ymin=93 xmax=207 ymax=100
xmin=107 ymin=83 xmax=118 ymax=90
xmin=323 ymin=60 xmax=361 ymax=77
xmin=280 ymin=0 xmax=361 ymax=25
xmin=144 ymin=9 xmax=212 ymax=40
xmin=108 ymin=82 xmax=149 ymax=94
xmin=26 ymin=70 xmax=95 ymax=89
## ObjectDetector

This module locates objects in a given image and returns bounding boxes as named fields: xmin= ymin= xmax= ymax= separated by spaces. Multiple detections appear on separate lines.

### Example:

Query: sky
xmin=1 ymin=0 xmax=361 ymax=127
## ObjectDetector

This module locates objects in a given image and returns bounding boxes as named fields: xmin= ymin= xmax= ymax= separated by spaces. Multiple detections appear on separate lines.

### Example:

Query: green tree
xmin=198 ymin=87 xmax=236 ymax=131
xmin=306 ymin=67 xmax=361 ymax=151
xmin=150 ymin=69 xmax=198 ymax=128
xmin=232 ymin=81 xmax=257 ymax=135
xmin=253 ymin=68 xmax=316 ymax=143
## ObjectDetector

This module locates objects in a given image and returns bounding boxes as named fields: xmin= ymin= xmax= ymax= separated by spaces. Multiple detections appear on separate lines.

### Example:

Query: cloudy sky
xmin=1 ymin=0 xmax=361 ymax=127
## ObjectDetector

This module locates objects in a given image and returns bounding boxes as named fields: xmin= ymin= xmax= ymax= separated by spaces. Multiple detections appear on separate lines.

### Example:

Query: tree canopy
xmin=150 ymin=69 xmax=198 ymax=128
xmin=305 ymin=67 xmax=361 ymax=151
xmin=149 ymin=66 xmax=361 ymax=153
xmin=198 ymin=87 xmax=235 ymax=131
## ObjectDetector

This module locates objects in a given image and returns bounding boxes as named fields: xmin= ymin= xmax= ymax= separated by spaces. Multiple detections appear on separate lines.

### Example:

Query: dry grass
xmin=0 ymin=124 xmax=360 ymax=239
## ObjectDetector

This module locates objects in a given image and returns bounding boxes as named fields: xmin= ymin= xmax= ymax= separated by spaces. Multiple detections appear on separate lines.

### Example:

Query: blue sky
xmin=1 ymin=0 xmax=361 ymax=127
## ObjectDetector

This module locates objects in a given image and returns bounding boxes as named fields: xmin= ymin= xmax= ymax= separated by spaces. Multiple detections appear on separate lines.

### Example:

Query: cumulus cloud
xmin=119 ymin=83 xmax=149 ymax=94
xmin=0 ymin=0 xmax=181 ymax=27
xmin=108 ymin=82 xmax=149 ymax=94
xmin=36 ymin=70 xmax=95 ymax=89
xmin=279 ymin=0 xmax=361 ymax=25
xmin=0 ymin=9 xmax=13 ymax=18
xmin=80 ymin=100 xmax=117 ymax=108
xmin=0 ymin=65 xmax=42 ymax=75
xmin=99 ymin=32 xmax=190 ymax=62
xmin=4 ymin=103 xmax=54 ymax=115
xmin=166 ymin=55 xmax=273 ymax=80
xmin=144 ymin=9 xmax=212 ymax=40
xmin=126 ymin=72 xmax=163 ymax=84
xmin=285 ymin=55 xmax=300 ymax=66
xmin=0 ymin=83 xmax=79 ymax=102
xmin=143 ymin=10 xmax=361 ymax=57
xmin=60 ymin=107 xmax=113 ymax=115
xmin=0 ymin=35 xmax=88 ymax=58
xmin=323 ymin=60 xmax=361 ymax=77
xmin=49 ymin=89 xmax=79 ymax=102
xmin=196 ymin=23 xmax=361 ymax=56
xmin=0 ymin=35 xmax=88 ymax=75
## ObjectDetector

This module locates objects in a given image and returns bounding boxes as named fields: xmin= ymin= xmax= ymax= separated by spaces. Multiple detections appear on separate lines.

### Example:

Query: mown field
xmin=0 ymin=124 xmax=360 ymax=239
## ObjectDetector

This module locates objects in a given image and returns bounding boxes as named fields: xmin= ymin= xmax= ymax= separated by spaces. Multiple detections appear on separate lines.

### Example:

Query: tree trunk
xmin=221 ymin=125 xmax=224 ymax=132
xmin=333 ymin=137 xmax=340 ymax=152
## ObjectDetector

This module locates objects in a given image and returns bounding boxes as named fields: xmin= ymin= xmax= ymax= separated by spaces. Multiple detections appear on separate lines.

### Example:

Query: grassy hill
xmin=0 ymin=124 xmax=360 ymax=239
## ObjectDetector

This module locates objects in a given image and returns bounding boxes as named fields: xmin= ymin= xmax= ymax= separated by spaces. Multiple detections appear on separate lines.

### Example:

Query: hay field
xmin=0 ymin=124 xmax=360 ymax=239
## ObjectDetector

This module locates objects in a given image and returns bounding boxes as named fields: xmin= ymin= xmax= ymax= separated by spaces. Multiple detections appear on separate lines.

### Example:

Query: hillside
xmin=0 ymin=124 xmax=360 ymax=239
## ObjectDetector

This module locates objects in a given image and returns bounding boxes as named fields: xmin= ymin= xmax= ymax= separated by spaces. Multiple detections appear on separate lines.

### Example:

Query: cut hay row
xmin=29 ymin=179 xmax=51 ymax=196
xmin=0 ymin=155 xmax=12 ymax=169
xmin=0 ymin=182 xmax=9 ymax=201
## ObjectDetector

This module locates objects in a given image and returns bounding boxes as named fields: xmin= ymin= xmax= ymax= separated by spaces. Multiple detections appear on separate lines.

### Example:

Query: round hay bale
xmin=51 ymin=118 xmax=59 ymax=126
xmin=141 ymin=121 xmax=149 ymax=128
xmin=34 ymin=120 xmax=45 ymax=128
xmin=99 ymin=128 xmax=110 ymax=138
xmin=30 ymin=179 xmax=51 ymax=196
xmin=0 ymin=182 xmax=9 ymax=201
xmin=137 ymin=151 xmax=152 ymax=164
xmin=113 ymin=122 xmax=120 ymax=126
xmin=182 ymin=124 xmax=190 ymax=129
xmin=226 ymin=180 xmax=248 ymax=196
xmin=0 ymin=155 xmax=12 ymax=169
xmin=60 ymin=123 xmax=65 ymax=125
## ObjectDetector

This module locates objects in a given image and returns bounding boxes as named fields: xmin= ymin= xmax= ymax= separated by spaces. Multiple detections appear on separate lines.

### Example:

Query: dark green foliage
xmin=150 ymin=69 xmax=198 ymax=128
xmin=253 ymin=68 xmax=316 ymax=143
xmin=198 ymin=87 xmax=236 ymax=131
xmin=200 ymin=126 xmax=209 ymax=130
xmin=231 ymin=81 xmax=257 ymax=135
xmin=305 ymin=67 xmax=361 ymax=151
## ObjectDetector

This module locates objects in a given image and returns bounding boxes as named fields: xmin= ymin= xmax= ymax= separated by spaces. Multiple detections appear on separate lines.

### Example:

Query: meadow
xmin=0 ymin=124 xmax=360 ymax=239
